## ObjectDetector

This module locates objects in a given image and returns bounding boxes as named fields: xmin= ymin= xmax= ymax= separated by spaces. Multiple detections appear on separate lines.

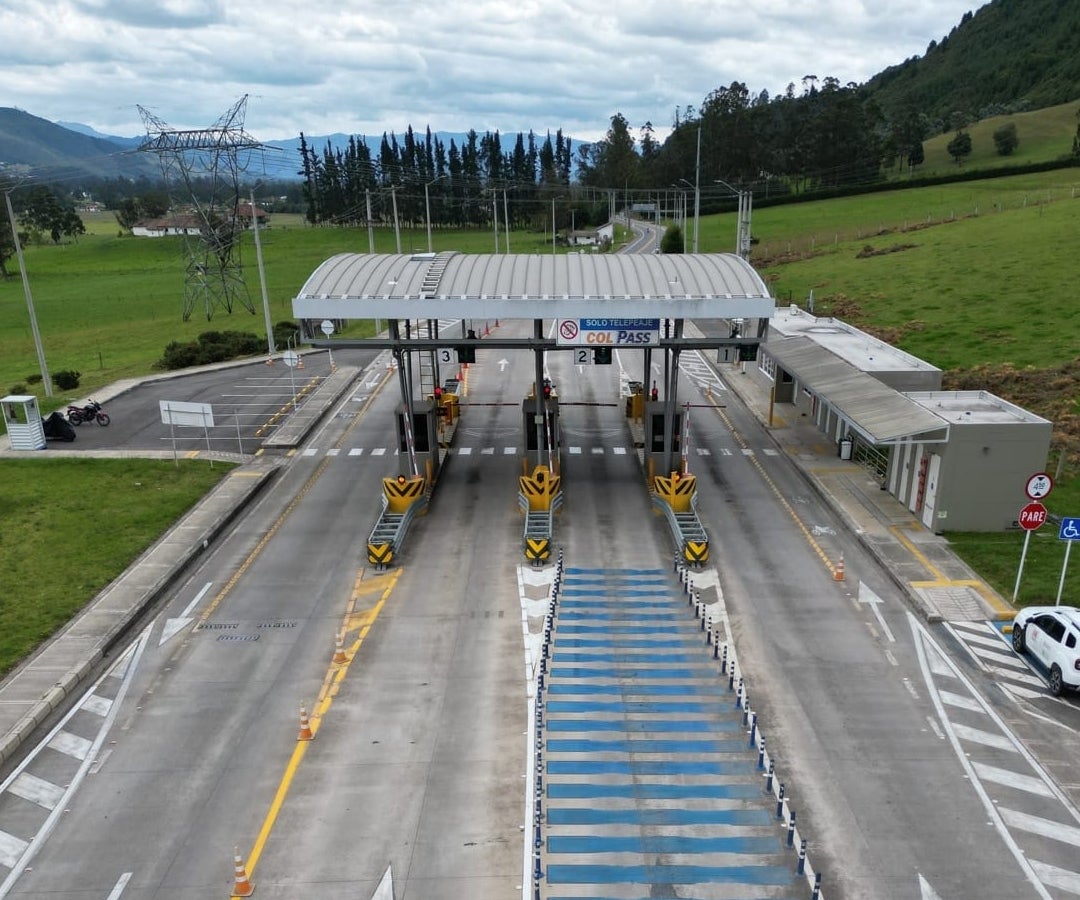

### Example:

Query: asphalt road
xmin=3 ymin=281 xmax=1079 ymax=894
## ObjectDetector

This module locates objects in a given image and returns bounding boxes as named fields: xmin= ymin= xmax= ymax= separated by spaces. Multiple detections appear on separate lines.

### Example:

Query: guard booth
xmin=2 ymin=395 xmax=46 ymax=451
xmin=395 ymin=400 xmax=441 ymax=482
xmin=643 ymin=402 xmax=682 ymax=476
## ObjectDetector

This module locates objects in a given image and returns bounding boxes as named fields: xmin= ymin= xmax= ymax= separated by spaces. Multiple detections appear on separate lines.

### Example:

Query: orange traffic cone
xmin=296 ymin=356 xmax=304 ymax=369
xmin=265 ymin=357 xmax=274 ymax=366
xmin=332 ymin=631 xmax=347 ymax=665
xmin=833 ymin=554 xmax=845 ymax=582
xmin=298 ymin=705 xmax=314 ymax=741
xmin=233 ymin=847 xmax=254 ymax=896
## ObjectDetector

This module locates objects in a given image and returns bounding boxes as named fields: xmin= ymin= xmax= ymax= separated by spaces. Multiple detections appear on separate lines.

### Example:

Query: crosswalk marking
xmin=0 ymin=831 xmax=29 ymax=869
xmin=1030 ymin=859 xmax=1080 ymax=894
xmin=939 ymin=689 xmax=983 ymax=712
xmin=81 ymin=695 xmax=112 ymax=717
xmin=301 ymin=444 xmax=779 ymax=458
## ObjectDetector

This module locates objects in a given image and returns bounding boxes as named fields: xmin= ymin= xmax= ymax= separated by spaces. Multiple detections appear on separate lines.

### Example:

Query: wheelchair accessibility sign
xmin=1059 ymin=517 xmax=1080 ymax=541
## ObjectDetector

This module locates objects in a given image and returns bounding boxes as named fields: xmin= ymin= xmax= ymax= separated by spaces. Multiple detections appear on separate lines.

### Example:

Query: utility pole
xmin=693 ymin=127 xmax=701 ymax=254
xmin=4 ymin=191 xmax=51 ymax=396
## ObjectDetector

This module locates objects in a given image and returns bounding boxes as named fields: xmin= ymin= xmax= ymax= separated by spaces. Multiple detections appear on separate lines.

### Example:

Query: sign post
xmin=1013 ymin=496 xmax=1050 ymax=601
xmin=320 ymin=319 xmax=336 ymax=371
xmin=1056 ymin=516 xmax=1080 ymax=605
xmin=282 ymin=350 xmax=300 ymax=409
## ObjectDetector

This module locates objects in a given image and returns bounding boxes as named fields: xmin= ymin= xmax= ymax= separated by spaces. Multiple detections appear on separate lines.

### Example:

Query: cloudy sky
xmin=4 ymin=0 xmax=985 ymax=146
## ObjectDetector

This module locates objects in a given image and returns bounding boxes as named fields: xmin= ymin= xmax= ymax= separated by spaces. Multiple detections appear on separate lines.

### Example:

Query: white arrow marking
xmin=370 ymin=864 xmax=394 ymax=899
xmin=858 ymin=581 xmax=895 ymax=643
xmin=160 ymin=581 xmax=212 ymax=646
xmin=919 ymin=874 xmax=944 ymax=900
xmin=499 ymin=358 xmax=509 ymax=371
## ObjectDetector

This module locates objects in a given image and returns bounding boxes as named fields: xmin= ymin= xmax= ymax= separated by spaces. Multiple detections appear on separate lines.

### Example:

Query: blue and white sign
xmin=1058 ymin=517 xmax=1080 ymax=541
xmin=557 ymin=318 xmax=661 ymax=346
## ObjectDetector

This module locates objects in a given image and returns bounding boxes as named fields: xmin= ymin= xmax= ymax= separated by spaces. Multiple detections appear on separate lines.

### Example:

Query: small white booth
xmin=2 ymin=395 xmax=46 ymax=451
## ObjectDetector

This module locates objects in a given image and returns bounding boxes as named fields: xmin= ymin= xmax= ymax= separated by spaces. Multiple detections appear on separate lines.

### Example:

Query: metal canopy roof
xmin=292 ymin=251 xmax=775 ymax=321
xmin=768 ymin=337 xmax=950 ymax=445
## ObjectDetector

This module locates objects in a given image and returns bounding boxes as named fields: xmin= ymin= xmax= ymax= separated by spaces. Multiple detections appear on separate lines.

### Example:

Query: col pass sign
xmin=557 ymin=318 xmax=660 ymax=347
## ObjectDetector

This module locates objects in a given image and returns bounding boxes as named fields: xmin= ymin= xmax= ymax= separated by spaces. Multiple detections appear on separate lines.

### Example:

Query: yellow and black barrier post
xmin=651 ymin=471 xmax=709 ymax=565
xmin=520 ymin=464 xmax=562 ymax=563
xmin=367 ymin=474 xmax=429 ymax=568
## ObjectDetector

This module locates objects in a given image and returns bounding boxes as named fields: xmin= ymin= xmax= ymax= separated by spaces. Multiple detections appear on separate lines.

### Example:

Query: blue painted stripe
xmin=547 ymin=783 xmax=764 ymax=800
xmin=558 ymin=625 xmax=692 ymax=634
xmin=549 ymin=682 xmax=722 ymax=696
xmin=547 ymin=759 xmax=755 ymax=776
xmin=558 ymin=611 xmax=683 ymax=621
xmin=546 ymin=719 xmax=738 ymax=733
xmin=551 ymin=668 xmax=708 ymax=680
xmin=546 ymin=864 xmax=793 ymax=886
xmin=564 ymin=568 xmax=665 ymax=575
xmin=549 ymin=835 xmax=781 ymax=855
xmin=547 ymin=738 xmax=748 ymax=753
xmin=563 ymin=579 xmax=672 ymax=586
xmin=561 ymin=589 xmax=682 ymax=598
xmin=546 ymin=700 xmax=730 ymax=714
xmin=553 ymin=652 xmax=702 ymax=663
xmin=556 ymin=638 xmax=699 ymax=648
xmin=546 ymin=807 xmax=773 ymax=826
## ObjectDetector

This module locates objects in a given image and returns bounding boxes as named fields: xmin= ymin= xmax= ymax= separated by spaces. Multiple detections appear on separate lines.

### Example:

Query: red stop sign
xmin=1018 ymin=501 xmax=1048 ymax=531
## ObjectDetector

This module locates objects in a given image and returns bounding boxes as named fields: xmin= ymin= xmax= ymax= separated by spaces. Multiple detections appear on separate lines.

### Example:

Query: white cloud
xmin=0 ymin=0 xmax=987 ymax=143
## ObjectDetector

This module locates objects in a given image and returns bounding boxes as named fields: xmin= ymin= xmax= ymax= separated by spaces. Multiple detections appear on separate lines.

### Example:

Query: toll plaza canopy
xmin=292 ymin=251 xmax=775 ymax=321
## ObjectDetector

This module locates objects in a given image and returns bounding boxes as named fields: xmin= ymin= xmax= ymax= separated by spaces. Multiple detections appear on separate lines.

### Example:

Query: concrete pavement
xmin=0 ymin=346 xmax=1013 ymax=769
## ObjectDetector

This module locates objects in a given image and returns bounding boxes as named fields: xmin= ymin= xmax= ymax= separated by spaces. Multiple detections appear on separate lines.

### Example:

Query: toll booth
xmin=643 ymin=402 xmax=682 ymax=475
xmin=2 ymin=395 xmax=46 ymax=451
xmin=522 ymin=397 xmax=560 ymax=455
xmin=395 ymin=400 xmax=441 ymax=481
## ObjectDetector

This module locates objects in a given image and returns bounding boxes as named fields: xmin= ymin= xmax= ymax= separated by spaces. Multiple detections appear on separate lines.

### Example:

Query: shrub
xmin=25 ymin=373 xmax=42 ymax=385
xmin=273 ymin=320 xmax=300 ymax=348
xmin=8 ymin=384 xmax=26 ymax=395
xmin=156 ymin=330 xmax=264 ymax=370
xmin=52 ymin=370 xmax=81 ymax=391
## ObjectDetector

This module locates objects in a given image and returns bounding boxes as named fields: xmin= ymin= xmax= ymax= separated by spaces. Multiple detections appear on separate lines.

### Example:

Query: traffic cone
xmin=233 ymin=847 xmax=254 ymax=896
xmin=833 ymin=554 xmax=845 ymax=582
xmin=265 ymin=357 xmax=274 ymax=366
xmin=332 ymin=631 xmax=347 ymax=665
xmin=296 ymin=356 xmax=304 ymax=369
xmin=298 ymin=705 xmax=314 ymax=741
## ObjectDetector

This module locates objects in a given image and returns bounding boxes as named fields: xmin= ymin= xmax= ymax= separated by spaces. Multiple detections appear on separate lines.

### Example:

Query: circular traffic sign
xmin=282 ymin=350 xmax=300 ymax=368
xmin=320 ymin=319 xmax=335 ymax=336
xmin=1025 ymin=472 xmax=1053 ymax=500
xmin=559 ymin=320 xmax=578 ymax=342
xmin=1018 ymin=501 xmax=1048 ymax=531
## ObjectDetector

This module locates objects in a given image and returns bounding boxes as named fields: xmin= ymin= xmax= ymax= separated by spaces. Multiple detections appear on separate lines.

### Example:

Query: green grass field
xmin=0 ymin=459 xmax=229 ymax=676
xmin=1 ymin=168 xmax=1078 ymax=679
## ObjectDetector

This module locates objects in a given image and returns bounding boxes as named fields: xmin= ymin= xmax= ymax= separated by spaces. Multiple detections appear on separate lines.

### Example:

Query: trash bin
xmin=838 ymin=437 xmax=853 ymax=460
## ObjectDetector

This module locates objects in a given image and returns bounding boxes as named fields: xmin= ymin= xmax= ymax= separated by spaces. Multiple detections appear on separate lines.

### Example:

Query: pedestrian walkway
xmin=540 ymin=565 xmax=807 ymax=899
xmin=715 ymin=361 xmax=1014 ymax=623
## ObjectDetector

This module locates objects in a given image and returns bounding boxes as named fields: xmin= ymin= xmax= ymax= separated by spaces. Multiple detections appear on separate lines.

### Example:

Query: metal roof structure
xmin=767 ymin=337 xmax=950 ymax=445
xmin=292 ymin=251 xmax=775 ymax=321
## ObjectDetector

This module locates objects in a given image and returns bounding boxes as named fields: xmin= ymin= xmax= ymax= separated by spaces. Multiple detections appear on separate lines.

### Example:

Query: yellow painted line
xmin=890 ymin=526 xmax=946 ymax=580
xmin=234 ymin=567 xmax=400 ymax=897
xmin=232 ymin=470 xmax=264 ymax=478
xmin=184 ymin=450 xmax=200 ymax=459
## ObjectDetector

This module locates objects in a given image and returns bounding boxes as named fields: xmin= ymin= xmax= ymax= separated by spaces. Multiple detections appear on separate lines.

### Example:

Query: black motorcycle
xmin=67 ymin=399 xmax=110 ymax=426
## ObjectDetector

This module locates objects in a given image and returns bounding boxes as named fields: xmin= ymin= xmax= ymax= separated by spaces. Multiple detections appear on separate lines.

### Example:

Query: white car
xmin=1011 ymin=606 xmax=1080 ymax=696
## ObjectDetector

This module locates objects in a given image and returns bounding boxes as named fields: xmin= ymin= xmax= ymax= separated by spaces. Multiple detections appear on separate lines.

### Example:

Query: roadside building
xmin=750 ymin=306 xmax=1052 ymax=532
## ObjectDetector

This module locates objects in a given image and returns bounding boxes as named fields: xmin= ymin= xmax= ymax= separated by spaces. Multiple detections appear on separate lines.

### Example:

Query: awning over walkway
xmin=767 ymin=337 xmax=949 ymax=444
xmin=292 ymin=251 xmax=775 ymax=321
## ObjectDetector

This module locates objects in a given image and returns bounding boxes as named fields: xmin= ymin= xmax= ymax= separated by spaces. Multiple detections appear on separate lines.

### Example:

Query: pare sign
xmin=556 ymin=318 xmax=660 ymax=346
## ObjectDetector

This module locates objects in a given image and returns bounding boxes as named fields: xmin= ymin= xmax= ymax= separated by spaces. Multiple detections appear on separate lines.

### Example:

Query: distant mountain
xmin=0 ymin=108 xmax=159 ymax=181
xmin=55 ymin=120 xmax=142 ymax=150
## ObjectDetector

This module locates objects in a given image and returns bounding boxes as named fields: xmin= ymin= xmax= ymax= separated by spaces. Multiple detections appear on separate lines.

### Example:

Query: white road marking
xmin=81 ymin=695 xmax=112 ymax=717
xmin=919 ymin=874 xmax=945 ymax=900
xmin=370 ymin=864 xmax=394 ymax=900
xmin=858 ymin=582 xmax=896 ymax=643
xmin=939 ymin=689 xmax=983 ymax=712
xmin=1000 ymin=807 xmax=1080 ymax=847
xmin=348 ymin=448 xmax=363 ymax=456
xmin=1030 ymin=859 xmax=1080 ymax=894
xmin=8 ymin=773 xmax=64 ymax=810
xmin=972 ymin=762 xmax=1056 ymax=798
xmin=106 ymin=872 xmax=133 ymax=900
xmin=951 ymin=722 xmax=1019 ymax=752
xmin=161 ymin=582 xmax=212 ymax=647
xmin=0 ymin=832 xmax=28 ymax=870
xmin=47 ymin=731 xmax=93 ymax=760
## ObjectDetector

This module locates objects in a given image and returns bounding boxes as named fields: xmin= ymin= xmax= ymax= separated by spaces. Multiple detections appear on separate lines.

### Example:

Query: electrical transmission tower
xmin=138 ymin=96 xmax=266 ymax=320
